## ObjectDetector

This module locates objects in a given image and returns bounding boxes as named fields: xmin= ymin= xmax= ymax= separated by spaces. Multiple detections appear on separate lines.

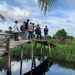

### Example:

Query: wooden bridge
xmin=0 ymin=33 xmax=56 ymax=75
xmin=0 ymin=39 xmax=30 ymax=56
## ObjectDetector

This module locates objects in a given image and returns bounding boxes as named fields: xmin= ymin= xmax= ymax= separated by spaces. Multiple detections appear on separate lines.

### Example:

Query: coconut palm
xmin=0 ymin=14 xmax=5 ymax=21
xmin=38 ymin=0 xmax=56 ymax=13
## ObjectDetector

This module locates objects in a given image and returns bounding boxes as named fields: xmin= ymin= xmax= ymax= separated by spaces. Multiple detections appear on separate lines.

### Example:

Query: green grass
xmin=0 ymin=38 xmax=75 ymax=70
xmin=0 ymin=56 xmax=8 ymax=70
xmin=11 ymin=38 xmax=75 ymax=62
xmin=51 ymin=44 xmax=75 ymax=62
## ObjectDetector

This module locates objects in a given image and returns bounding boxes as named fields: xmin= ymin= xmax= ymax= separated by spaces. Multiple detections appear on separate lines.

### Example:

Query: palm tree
xmin=0 ymin=14 xmax=5 ymax=21
xmin=38 ymin=0 xmax=56 ymax=13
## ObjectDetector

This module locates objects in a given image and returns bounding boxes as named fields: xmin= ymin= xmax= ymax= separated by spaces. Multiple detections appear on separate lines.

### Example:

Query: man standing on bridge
xmin=44 ymin=26 xmax=48 ymax=40
xmin=13 ymin=21 xmax=19 ymax=41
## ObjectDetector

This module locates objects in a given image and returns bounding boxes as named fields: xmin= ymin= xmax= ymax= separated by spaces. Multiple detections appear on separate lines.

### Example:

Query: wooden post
xmin=20 ymin=45 xmax=23 ymax=75
xmin=31 ymin=40 xmax=36 ymax=75
xmin=6 ymin=38 xmax=11 ymax=75
xmin=48 ymin=43 xmax=51 ymax=56
xmin=41 ymin=43 xmax=42 ymax=55
xmin=31 ymin=40 xmax=33 ymax=75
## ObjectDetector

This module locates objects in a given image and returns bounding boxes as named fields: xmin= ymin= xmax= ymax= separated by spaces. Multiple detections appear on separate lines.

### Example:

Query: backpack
xmin=20 ymin=25 xmax=25 ymax=32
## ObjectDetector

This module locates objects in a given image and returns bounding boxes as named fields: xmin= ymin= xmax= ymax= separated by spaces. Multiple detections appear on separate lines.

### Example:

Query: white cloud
xmin=0 ymin=2 xmax=31 ymax=22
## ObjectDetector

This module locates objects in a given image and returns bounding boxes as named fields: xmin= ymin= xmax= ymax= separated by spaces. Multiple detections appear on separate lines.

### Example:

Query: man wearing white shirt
xmin=28 ymin=22 xmax=33 ymax=40
xmin=13 ymin=21 xmax=19 ymax=41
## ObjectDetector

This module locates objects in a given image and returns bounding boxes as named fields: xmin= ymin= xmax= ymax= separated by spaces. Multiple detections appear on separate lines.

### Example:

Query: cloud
xmin=0 ymin=2 xmax=31 ymax=22
xmin=68 ymin=0 xmax=75 ymax=8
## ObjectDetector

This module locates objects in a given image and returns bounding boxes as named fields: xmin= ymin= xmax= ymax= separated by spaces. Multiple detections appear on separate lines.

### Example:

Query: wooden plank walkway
xmin=0 ymin=40 xmax=30 ymax=56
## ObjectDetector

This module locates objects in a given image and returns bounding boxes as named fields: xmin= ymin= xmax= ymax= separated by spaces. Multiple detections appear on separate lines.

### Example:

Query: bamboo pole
xmin=6 ymin=38 xmax=11 ymax=75
xmin=20 ymin=45 xmax=23 ymax=75
xmin=31 ymin=40 xmax=36 ymax=75
xmin=48 ymin=43 xmax=51 ymax=56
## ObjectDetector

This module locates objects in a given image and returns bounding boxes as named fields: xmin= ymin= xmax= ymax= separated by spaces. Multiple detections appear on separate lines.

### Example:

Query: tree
xmin=0 ymin=14 xmax=5 ymax=21
xmin=8 ymin=26 xmax=12 ymax=31
xmin=53 ymin=29 xmax=67 ymax=39
xmin=38 ymin=0 xmax=56 ymax=13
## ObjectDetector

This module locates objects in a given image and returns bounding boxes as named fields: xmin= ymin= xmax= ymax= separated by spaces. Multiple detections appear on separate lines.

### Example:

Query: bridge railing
xmin=0 ymin=33 xmax=10 ymax=52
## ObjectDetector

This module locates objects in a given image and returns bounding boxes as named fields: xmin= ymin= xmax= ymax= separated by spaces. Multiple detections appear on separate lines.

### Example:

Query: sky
xmin=0 ymin=0 xmax=75 ymax=36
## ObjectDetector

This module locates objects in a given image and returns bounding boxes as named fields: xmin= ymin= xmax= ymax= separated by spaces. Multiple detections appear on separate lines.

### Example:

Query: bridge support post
xmin=48 ymin=43 xmax=51 ymax=56
xmin=6 ymin=38 xmax=11 ymax=75
xmin=20 ymin=45 xmax=23 ymax=75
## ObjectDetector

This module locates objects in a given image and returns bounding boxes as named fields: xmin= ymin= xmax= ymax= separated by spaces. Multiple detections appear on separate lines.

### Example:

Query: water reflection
xmin=46 ymin=64 xmax=75 ymax=75
xmin=0 ymin=59 xmax=40 ymax=75
xmin=0 ymin=58 xmax=75 ymax=75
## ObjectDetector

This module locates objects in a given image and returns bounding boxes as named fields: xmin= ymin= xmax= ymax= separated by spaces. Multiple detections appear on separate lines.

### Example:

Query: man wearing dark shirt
xmin=44 ymin=26 xmax=48 ymax=40
xmin=24 ymin=19 xmax=29 ymax=40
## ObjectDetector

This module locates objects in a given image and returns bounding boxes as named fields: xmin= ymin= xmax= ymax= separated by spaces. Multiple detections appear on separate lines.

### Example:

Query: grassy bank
xmin=51 ymin=44 xmax=75 ymax=62
xmin=0 ymin=39 xmax=75 ymax=67
xmin=0 ymin=39 xmax=75 ymax=71
xmin=11 ymin=39 xmax=75 ymax=62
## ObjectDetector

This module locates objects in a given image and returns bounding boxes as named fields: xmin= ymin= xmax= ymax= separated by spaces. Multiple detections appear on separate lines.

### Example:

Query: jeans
xmin=37 ymin=34 xmax=41 ymax=39
xmin=44 ymin=34 xmax=48 ymax=40
xmin=25 ymin=31 xmax=29 ymax=40
xmin=14 ymin=32 xmax=19 ymax=41
xmin=28 ymin=31 xmax=33 ymax=40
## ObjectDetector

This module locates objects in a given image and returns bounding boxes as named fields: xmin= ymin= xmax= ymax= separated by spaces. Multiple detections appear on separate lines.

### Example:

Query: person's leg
xmin=37 ymin=34 xmax=39 ymax=39
xmin=15 ymin=32 xmax=19 ymax=41
xmin=24 ymin=32 xmax=26 ymax=39
xmin=45 ymin=34 xmax=48 ymax=40
xmin=28 ymin=31 xmax=30 ymax=40
xmin=13 ymin=33 xmax=16 ymax=41
xmin=25 ymin=31 xmax=29 ymax=40
xmin=26 ymin=31 xmax=29 ymax=40
xmin=16 ymin=32 xmax=19 ymax=41
xmin=31 ymin=31 xmax=33 ymax=39
xmin=44 ymin=34 xmax=46 ymax=40
xmin=40 ymin=34 xmax=41 ymax=39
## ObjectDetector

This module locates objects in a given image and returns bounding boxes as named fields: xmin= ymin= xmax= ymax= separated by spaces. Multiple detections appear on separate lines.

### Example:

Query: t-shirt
xmin=28 ymin=23 xmax=33 ymax=31
xmin=13 ymin=24 xmax=19 ymax=32
xmin=25 ymin=22 xmax=28 ymax=29
xmin=35 ymin=26 xmax=41 ymax=34
xmin=44 ymin=28 xmax=48 ymax=34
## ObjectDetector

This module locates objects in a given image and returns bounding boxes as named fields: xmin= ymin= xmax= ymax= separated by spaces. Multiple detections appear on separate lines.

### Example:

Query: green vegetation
xmin=38 ymin=0 xmax=56 ymax=13
xmin=0 ymin=56 xmax=8 ymax=70
xmin=53 ymin=29 xmax=74 ymax=39
xmin=11 ymin=39 xmax=75 ymax=62
xmin=0 ymin=38 xmax=75 ymax=70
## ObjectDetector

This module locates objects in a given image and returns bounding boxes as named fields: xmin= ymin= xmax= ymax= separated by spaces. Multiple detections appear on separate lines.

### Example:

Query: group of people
xmin=13 ymin=19 xmax=48 ymax=41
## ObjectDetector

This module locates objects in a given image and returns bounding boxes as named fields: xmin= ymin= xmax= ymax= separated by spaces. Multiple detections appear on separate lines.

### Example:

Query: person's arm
xmin=17 ymin=25 xmax=20 ymax=32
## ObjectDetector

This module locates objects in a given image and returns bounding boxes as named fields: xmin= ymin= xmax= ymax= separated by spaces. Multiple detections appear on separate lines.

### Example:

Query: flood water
xmin=0 ymin=58 xmax=75 ymax=75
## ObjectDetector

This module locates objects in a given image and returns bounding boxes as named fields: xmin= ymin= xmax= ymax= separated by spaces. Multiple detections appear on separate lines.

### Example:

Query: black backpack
xmin=20 ymin=25 xmax=25 ymax=32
